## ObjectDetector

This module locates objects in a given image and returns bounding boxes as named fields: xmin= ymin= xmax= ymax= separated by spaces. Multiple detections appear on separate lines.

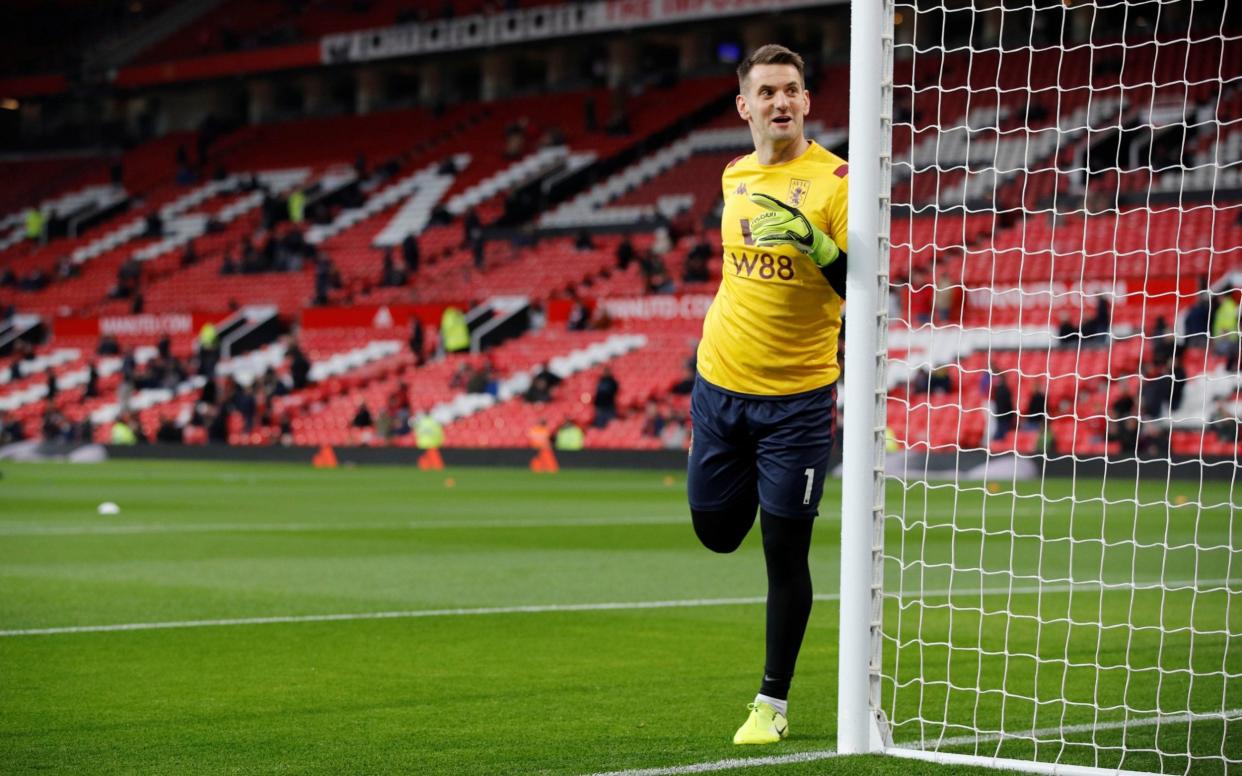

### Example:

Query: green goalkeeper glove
xmin=747 ymin=192 xmax=840 ymax=267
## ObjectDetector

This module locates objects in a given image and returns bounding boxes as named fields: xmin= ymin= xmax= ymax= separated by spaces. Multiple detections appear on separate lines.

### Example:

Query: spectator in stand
xmin=206 ymin=405 xmax=229 ymax=444
xmin=908 ymin=367 xmax=930 ymax=395
xmin=181 ymin=240 xmax=199 ymax=268
xmin=110 ymin=412 xmax=140 ymax=445
xmin=574 ymin=230 xmax=596 ymax=251
xmin=314 ymin=255 xmax=338 ymax=305
xmin=592 ymin=368 xmax=619 ymax=428
xmin=220 ymin=251 xmax=238 ymax=275
xmin=928 ymin=366 xmax=952 ymax=395
xmin=528 ymin=301 xmax=546 ymax=332
xmin=288 ymin=342 xmax=311 ymax=390
xmin=1056 ymin=311 xmax=1080 ymax=347
xmin=641 ymin=251 xmax=676 ymax=295
xmin=555 ymin=418 xmax=585 ymax=451
xmin=380 ymin=249 xmax=407 ymax=287
xmin=466 ymin=363 xmax=497 ymax=396
xmin=352 ymin=401 xmax=373 ymax=428
xmin=84 ymin=363 xmax=99 ymax=399
xmin=1183 ymin=287 xmax=1212 ymax=348
xmin=1140 ymin=361 xmax=1174 ymax=420
xmin=25 ymin=207 xmax=45 ymax=243
xmin=1082 ymin=296 xmax=1112 ymax=345
xmin=0 ymin=411 xmax=25 ymax=444
xmin=1108 ymin=390 xmax=1138 ymax=457
xmin=683 ymin=233 xmax=712 ymax=283
xmin=113 ymin=258 xmax=142 ymax=298
xmin=503 ymin=118 xmax=529 ymax=159
xmin=155 ymin=417 xmax=183 ymax=444
xmin=990 ymin=374 xmax=1016 ymax=441
xmin=524 ymin=363 xmax=560 ymax=403
xmin=144 ymin=210 xmax=163 ymax=238
xmin=1211 ymin=289 xmax=1239 ymax=365
xmin=1170 ymin=350 xmax=1188 ymax=413
xmin=97 ymin=335 xmax=120 ymax=356
xmin=44 ymin=369 xmax=57 ymax=401
xmin=616 ymin=237 xmax=635 ymax=271
xmin=567 ymin=298 xmax=590 ymax=331
xmin=1022 ymin=380 xmax=1048 ymax=431
xmin=641 ymin=400 xmax=666 ymax=438
xmin=440 ymin=307 xmax=471 ymax=353
xmin=408 ymin=318 xmax=426 ymax=365
xmin=471 ymin=236 xmax=486 ymax=271
xmin=197 ymin=323 xmax=220 ymax=378
xmin=1148 ymin=315 xmax=1176 ymax=366
xmin=401 ymin=233 xmax=421 ymax=275
xmin=56 ymin=256 xmax=77 ymax=280
xmin=528 ymin=417 xmax=552 ymax=450
xmin=227 ymin=378 xmax=257 ymax=432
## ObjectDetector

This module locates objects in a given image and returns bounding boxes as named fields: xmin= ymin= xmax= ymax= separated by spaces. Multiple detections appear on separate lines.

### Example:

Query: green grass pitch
xmin=0 ymin=461 xmax=1237 ymax=775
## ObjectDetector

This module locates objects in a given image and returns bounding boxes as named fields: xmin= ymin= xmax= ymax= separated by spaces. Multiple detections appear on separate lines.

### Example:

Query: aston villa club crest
xmin=788 ymin=178 xmax=810 ymax=206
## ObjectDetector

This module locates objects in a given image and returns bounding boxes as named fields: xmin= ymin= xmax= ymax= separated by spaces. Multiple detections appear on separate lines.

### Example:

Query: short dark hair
xmin=737 ymin=44 xmax=805 ymax=90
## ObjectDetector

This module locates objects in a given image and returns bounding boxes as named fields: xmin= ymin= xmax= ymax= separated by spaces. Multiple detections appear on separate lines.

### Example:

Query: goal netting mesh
xmin=879 ymin=0 xmax=1241 ymax=773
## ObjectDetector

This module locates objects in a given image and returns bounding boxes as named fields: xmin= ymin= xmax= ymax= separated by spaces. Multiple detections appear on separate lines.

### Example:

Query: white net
xmin=878 ymin=0 xmax=1241 ymax=773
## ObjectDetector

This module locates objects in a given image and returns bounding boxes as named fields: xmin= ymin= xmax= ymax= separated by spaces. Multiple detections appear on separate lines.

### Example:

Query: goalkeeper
xmin=687 ymin=43 xmax=848 ymax=746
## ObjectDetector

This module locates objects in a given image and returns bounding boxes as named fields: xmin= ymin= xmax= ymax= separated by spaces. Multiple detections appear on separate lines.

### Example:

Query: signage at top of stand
xmin=320 ymin=0 xmax=835 ymax=64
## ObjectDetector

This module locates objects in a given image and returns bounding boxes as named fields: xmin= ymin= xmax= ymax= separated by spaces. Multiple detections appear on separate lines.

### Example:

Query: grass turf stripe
xmin=584 ymin=709 xmax=1242 ymax=776
xmin=1 ymin=578 xmax=1231 ymax=637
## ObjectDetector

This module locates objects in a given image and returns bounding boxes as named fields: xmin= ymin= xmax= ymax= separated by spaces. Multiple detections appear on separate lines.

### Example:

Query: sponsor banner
xmin=113 ymin=42 xmax=321 ymax=89
xmin=964 ymin=278 xmax=1198 ymax=312
xmin=54 ymin=312 xmax=228 ymax=339
xmin=321 ymin=0 xmax=833 ymax=64
xmin=299 ymin=303 xmax=465 ymax=330
xmin=598 ymin=294 xmax=713 ymax=320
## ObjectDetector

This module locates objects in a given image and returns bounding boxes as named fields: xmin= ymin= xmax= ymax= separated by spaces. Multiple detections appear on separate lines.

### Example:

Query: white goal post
xmin=840 ymin=1 xmax=1240 ymax=774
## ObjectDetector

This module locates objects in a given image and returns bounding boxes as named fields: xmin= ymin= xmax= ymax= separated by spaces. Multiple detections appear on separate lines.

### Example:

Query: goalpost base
xmin=884 ymin=747 xmax=1158 ymax=776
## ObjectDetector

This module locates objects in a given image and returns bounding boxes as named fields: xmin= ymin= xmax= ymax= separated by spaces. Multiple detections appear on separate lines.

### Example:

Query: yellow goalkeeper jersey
xmin=697 ymin=140 xmax=849 ymax=396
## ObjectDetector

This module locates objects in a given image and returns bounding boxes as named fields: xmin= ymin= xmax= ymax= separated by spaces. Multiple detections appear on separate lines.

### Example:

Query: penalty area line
xmin=583 ymin=708 xmax=1242 ymax=776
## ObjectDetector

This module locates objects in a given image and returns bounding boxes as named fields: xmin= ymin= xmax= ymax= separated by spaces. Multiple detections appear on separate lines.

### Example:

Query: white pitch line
xmin=0 ymin=515 xmax=687 ymax=536
xmin=0 ymin=578 xmax=1233 ymax=638
xmin=586 ymin=750 xmax=846 ymax=776
xmin=0 ymin=597 xmax=768 ymax=637
xmin=584 ymin=708 xmax=1242 ymax=776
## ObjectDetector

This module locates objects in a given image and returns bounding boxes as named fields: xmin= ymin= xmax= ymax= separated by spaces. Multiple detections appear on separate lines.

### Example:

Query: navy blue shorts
xmin=687 ymin=376 xmax=838 ymax=520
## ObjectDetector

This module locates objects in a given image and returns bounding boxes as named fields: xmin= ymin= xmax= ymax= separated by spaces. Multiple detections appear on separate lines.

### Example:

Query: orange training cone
xmin=312 ymin=445 xmax=338 ymax=468
xmin=418 ymin=448 xmax=444 ymax=470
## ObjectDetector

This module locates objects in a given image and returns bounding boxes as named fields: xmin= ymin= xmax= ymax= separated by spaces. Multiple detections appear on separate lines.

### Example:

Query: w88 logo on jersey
xmin=730 ymin=250 xmax=795 ymax=281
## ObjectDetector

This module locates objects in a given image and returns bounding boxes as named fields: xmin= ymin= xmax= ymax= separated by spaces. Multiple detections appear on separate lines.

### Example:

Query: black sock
xmin=758 ymin=509 xmax=814 ymax=701
xmin=690 ymin=495 xmax=758 ymax=554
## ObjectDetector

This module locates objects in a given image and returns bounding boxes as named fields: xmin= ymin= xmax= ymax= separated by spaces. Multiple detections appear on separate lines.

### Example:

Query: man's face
xmin=737 ymin=64 xmax=810 ymax=146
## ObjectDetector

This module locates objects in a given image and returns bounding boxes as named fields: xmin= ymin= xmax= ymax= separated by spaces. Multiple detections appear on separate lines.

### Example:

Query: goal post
xmin=840 ymin=0 xmax=1240 ymax=773
xmin=838 ymin=0 xmax=892 ymax=757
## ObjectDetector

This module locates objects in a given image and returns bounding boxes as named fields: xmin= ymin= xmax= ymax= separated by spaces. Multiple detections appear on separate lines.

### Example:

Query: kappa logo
xmin=735 ymin=182 xmax=748 ymax=196
xmin=788 ymin=178 xmax=810 ymax=206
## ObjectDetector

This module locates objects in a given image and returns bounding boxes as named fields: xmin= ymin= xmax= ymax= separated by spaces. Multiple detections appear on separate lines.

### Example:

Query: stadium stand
xmin=1 ymin=8 xmax=1238 ymax=461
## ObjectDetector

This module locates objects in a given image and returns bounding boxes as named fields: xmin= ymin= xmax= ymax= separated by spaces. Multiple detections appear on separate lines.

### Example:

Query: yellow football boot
xmin=732 ymin=701 xmax=788 ymax=745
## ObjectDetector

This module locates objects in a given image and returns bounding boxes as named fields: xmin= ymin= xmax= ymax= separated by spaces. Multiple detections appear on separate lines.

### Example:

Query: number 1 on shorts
xmin=802 ymin=468 xmax=814 ymax=505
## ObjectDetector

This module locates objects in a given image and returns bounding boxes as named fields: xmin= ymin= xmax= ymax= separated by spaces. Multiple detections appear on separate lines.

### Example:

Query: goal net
xmin=842 ymin=0 xmax=1242 ymax=773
